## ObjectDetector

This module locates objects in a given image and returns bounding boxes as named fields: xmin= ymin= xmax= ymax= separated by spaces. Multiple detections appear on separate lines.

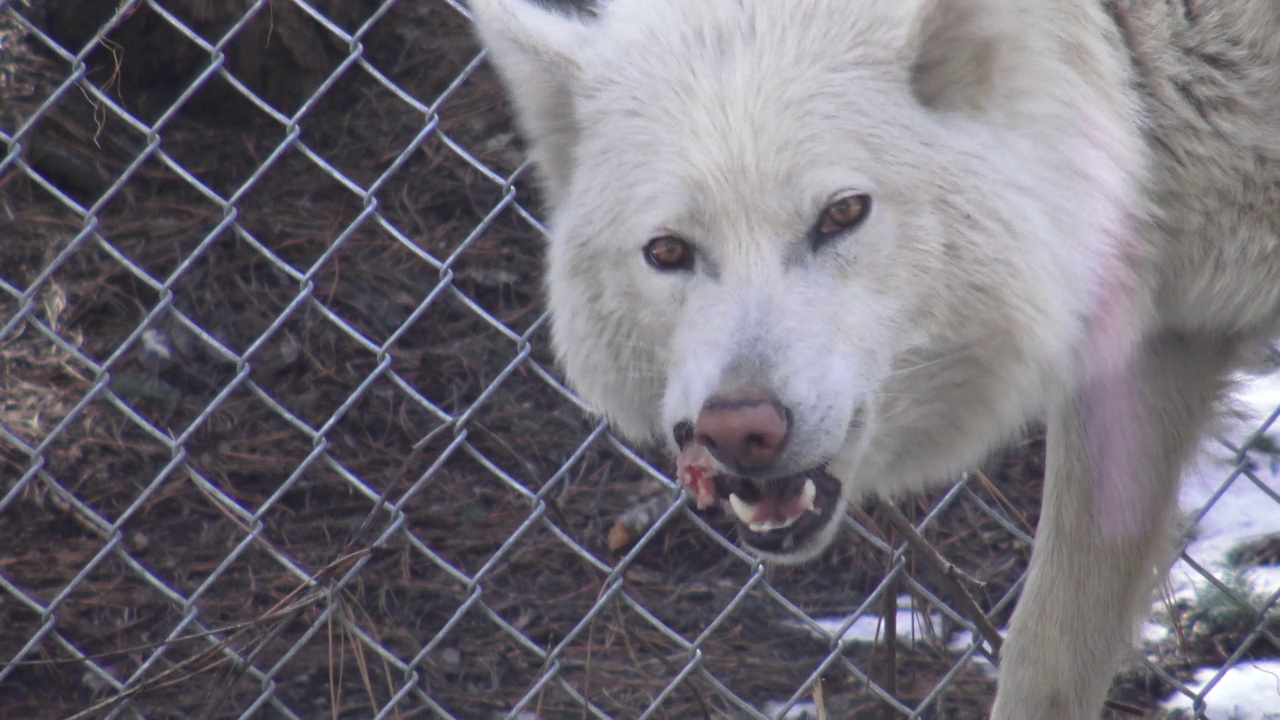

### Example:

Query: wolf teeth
xmin=799 ymin=478 xmax=817 ymax=513
xmin=729 ymin=492 xmax=805 ymax=533
xmin=728 ymin=493 xmax=755 ymax=525
xmin=748 ymin=516 xmax=802 ymax=533
xmin=727 ymin=479 xmax=818 ymax=525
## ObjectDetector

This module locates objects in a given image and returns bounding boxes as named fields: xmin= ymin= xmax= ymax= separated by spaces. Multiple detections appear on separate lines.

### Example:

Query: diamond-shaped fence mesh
xmin=0 ymin=1 xmax=1276 ymax=718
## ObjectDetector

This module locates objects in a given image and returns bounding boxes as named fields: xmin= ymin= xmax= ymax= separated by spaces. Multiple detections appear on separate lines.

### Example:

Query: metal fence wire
xmin=1 ymin=1 xmax=1278 ymax=718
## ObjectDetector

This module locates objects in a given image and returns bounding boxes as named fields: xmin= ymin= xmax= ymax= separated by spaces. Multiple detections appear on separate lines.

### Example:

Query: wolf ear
xmin=470 ymin=0 xmax=592 ymax=208
xmin=892 ymin=0 xmax=1010 ymax=112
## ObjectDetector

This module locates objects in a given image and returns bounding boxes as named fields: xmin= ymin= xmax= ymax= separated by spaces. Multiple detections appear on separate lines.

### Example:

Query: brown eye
xmin=644 ymin=235 xmax=693 ymax=270
xmin=816 ymin=194 xmax=871 ymax=239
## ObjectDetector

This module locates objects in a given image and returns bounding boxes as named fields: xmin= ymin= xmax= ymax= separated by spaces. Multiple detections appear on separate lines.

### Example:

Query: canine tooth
xmin=728 ymin=493 xmax=755 ymax=524
xmin=799 ymin=478 xmax=817 ymax=512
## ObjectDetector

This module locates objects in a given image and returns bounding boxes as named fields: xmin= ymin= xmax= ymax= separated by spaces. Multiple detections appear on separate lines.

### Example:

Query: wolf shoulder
xmin=1119 ymin=0 xmax=1280 ymax=338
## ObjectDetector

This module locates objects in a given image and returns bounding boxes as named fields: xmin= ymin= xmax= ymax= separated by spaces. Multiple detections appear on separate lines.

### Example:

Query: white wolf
xmin=470 ymin=0 xmax=1280 ymax=716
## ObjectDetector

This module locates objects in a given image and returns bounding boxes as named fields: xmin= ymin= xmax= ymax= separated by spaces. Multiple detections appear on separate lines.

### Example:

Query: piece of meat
xmin=676 ymin=443 xmax=720 ymax=509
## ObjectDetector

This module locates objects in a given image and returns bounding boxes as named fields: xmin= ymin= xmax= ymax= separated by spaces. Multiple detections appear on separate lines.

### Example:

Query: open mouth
xmin=676 ymin=443 xmax=841 ymax=555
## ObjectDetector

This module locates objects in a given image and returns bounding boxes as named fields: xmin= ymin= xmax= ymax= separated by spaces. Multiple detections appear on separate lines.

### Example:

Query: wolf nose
xmin=694 ymin=387 xmax=790 ymax=473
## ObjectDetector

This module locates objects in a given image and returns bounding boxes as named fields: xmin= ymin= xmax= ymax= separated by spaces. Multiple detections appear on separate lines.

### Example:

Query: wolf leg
xmin=991 ymin=334 xmax=1234 ymax=719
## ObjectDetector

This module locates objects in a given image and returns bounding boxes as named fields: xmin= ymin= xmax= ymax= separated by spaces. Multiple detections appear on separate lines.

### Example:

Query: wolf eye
xmin=644 ymin=235 xmax=693 ymax=270
xmin=815 ymin=194 xmax=871 ymax=240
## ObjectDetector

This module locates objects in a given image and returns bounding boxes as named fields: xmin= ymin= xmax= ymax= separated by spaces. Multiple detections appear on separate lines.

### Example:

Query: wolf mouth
xmin=717 ymin=471 xmax=842 ymax=554
xmin=676 ymin=443 xmax=841 ymax=555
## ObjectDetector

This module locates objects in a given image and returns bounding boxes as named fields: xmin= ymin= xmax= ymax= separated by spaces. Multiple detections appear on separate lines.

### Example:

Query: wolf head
xmin=471 ymin=0 xmax=1146 ymax=562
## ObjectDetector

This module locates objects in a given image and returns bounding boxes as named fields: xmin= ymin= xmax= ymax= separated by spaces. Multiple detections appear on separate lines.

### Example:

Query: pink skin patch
xmin=1084 ymin=356 xmax=1150 ymax=540
xmin=676 ymin=443 xmax=721 ymax=510
xmin=1071 ymin=105 xmax=1150 ymax=541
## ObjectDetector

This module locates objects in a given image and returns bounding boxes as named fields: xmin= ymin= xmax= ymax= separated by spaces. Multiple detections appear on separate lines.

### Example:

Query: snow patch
xmin=946 ymin=629 xmax=1001 ymax=679
xmin=1166 ymin=373 xmax=1280 ymax=601
xmin=802 ymin=596 xmax=943 ymax=645
xmin=762 ymin=700 xmax=820 ymax=718
xmin=1151 ymin=371 xmax=1280 ymax=715
xmin=1140 ymin=620 xmax=1172 ymax=645
xmin=1161 ymin=661 xmax=1280 ymax=719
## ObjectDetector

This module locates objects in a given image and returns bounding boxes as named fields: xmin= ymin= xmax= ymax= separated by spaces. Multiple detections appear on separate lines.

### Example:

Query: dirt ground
xmin=0 ymin=2 xmax=1274 ymax=719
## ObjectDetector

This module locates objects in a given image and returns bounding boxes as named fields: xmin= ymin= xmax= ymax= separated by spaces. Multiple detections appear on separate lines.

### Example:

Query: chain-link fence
xmin=1 ymin=1 xmax=1277 ymax=718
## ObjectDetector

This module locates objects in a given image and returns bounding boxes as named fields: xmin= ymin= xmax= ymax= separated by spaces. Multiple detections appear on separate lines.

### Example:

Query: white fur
xmin=471 ymin=0 xmax=1280 ymax=716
